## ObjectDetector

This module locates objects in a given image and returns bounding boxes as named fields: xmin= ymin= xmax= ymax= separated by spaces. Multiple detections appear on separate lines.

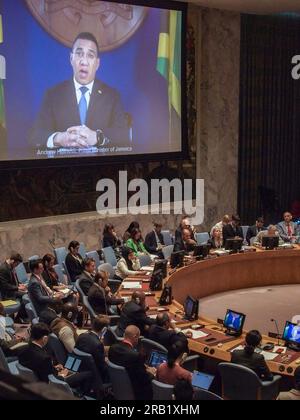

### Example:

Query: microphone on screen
xmin=271 ymin=319 xmax=280 ymax=346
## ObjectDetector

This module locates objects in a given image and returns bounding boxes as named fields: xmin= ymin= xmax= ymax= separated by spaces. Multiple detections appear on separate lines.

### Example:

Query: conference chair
xmin=86 ymin=251 xmax=101 ymax=270
xmin=194 ymin=389 xmax=223 ymax=401
xmin=53 ymin=264 xmax=67 ymax=285
xmin=107 ymin=360 xmax=135 ymax=400
xmin=195 ymin=232 xmax=210 ymax=245
xmin=218 ymin=362 xmax=281 ymax=400
xmin=62 ymin=262 xmax=72 ymax=285
xmin=162 ymin=245 xmax=174 ymax=260
xmin=14 ymin=263 xmax=29 ymax=285
xmin=161 ymin=230 xmax=174 ymax=246
xmin=54 ymin=247 xmax=68 ymax=267
xmin=0 ymin=348 xmax=19 ymax=375
xmin=140 ymin=338 xmax=167 ymax=359
xmin=102 ymin=247 xmax=118 ymax=269
xmin=25 ymin=303 xmax=39 ymax=325
xmin=46 ymin=333 xmax=68 ymax=365
xmin=28 ymin=255 xmax=39 ymax=262
xmin=152 ymin=380 xmax=174 ymax=401
xmin=1 ymin=299 xmax=21 ymax=317
xmin=241 ymin=226 xmax=249 ymax=240
xmin=138 ymin=254 xmax=152 ymax=268
xmin=79 ymin=243 xmax=87 ymax=259
xmin=48 ymin=375 xmax=73 ymax=396
xmin=103 ymin=325 xmax=124 ymax=346
xmin=16 ymin=363 xmax=38 ymax=382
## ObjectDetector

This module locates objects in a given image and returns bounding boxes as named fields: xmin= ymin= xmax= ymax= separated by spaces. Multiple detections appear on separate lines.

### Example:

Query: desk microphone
xmin=271 ymin=319 xmax=280 ymax=346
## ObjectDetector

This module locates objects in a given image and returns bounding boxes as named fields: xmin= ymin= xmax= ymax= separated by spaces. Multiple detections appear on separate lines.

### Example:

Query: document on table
xmin=122 ymin=282 xmax=142 ymax=289
xmin=182 ymin=329 xmax=209 ymax=339
xmin=140 ymin=266 xmax=153 ymax=272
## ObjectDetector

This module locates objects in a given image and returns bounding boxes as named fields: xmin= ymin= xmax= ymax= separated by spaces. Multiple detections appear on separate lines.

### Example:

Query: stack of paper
xmin=182 ymin=329 xmax=209 ymax=339
xmin=122 ymin=282 xmax=142 ymax=290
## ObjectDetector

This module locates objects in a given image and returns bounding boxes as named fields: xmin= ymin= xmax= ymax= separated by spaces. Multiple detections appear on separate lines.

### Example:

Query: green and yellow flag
xmin=157 ymin=10 xmax=182 ymax=119
xmin=0 ymin=14 xmax=5 ymax=127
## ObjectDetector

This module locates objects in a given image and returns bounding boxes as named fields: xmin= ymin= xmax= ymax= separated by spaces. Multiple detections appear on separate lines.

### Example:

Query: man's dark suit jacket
xmin=222 ymin=224 xmax=244 ymax=244
xmin=144 ymin=231 xmax=165 ymax=255
xmin=29 ymin=79 xmax=129 ymax=148
xmin=19 ymin=342 xmax=56 ymax=382
xmin=76 ymin=331 xmax=108 ymax=382
xmin=78 ymin=272 xmax=95 ymax=296
xmin=88 ymin=284 xmax=123 ymax=315
xmin=108 ymin=341 xmax=153 ymax=400
xmin=246 ymin=225 xmax=265 ymax=245
xmin=116 ymin=301 xmax=155 ymax=337
xmin=28 ymin=276 xmax=56 ymax=316
xmin=0 ymin=262 xmax=18 ymax=300
xmin=173 ymin=238 xmax=195 ymax=254
xmin=65 ymin=253 xmax=84 ymax=284
xmin=231 ymin=349 xmax=274 ymax=381
xmin=148 ymin=325 xmax=188 ymax=352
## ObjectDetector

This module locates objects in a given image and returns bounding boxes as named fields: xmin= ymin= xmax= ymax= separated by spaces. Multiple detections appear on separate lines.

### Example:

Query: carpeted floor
xmin=199 ymin=284 xmax=300 ymax=336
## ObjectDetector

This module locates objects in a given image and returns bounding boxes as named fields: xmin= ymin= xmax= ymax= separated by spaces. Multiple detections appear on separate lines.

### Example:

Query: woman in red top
xmin=157 ymin=340 xmax=192 ymax=386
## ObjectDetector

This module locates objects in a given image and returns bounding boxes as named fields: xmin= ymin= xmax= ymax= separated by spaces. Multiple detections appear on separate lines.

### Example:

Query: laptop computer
xmin=64 ymin=356 xmax=82 ymax=377
xmin=192 ymin=371 xmax=215 ymax=390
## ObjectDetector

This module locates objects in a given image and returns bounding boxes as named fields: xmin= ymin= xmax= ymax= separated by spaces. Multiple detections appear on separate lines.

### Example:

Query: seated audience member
xmin=77 ymin=258 xmax=96 ymax=296
xmin=210 ymin=215 xmax=231 ymax=237
xmin=42 ymin=254 xmax=65 ymax=291
xmin=157 ymin=340 xmax=192 ymax=386
xmin=19 ymin=323 xmax=92 ymax=395
xmin=175 ymin=217 xmax=196 ymax=243
xmin=0 ymin=253 xmax=27 ymax=300
xmin=76 ymin=315 xmax=110 ymax=382
xmin=148 ymin=313 xmax=188 ymax=352
xmin=253 ymin=225 xmax=284 ymax=247
xmin=123 ymin=221 xmax=140 ymax=243
xmin=88 ymin=271 xmax=124 ymax=315
xmin=173 ymin=379 xmax=195 ymax=400
xmin=50 ymin=303 xmax=79 ymax=353
xmin=65 ymin=241 xmax=84 ymax=283
xmin=115 ymin=247 xmax=142 ymax=280
xmin=277 ymin=366 xmax=300 ymax=400
xmin=28 ymin=260 xmax=63 ymax=316
xmin=102 ymin=223 xmax=122 ymax=250
xmin=222 ymin=214 xmax=244 ymax=244
xmin=109 ymin=325 xmax=154 ymax=400
xmin=126 ymin=228 xmax=150 ymax=257
xmin=0 ymin=253 xmax=28 ymax=322
xmin=0 ymin=303 xmax=28 ymax=356
xmin=246 ymin=217 xmax=265 ymax=245
xmin=144 ymin=222 xmax=165 ymax=257
xmin=208 ymin=227 xmax=223 ymax=249
xmin=116 ymin=291 xmax=155 ymax=337
xmin=173 ymin=228 xmax=197 ymax=253
xmin=39 ymin=301 xmax=62 ymax=326
xmin=231 ymin=330 xmax=273 ymax=381
xmin=277 ymin=211 xmax=299 ymax=243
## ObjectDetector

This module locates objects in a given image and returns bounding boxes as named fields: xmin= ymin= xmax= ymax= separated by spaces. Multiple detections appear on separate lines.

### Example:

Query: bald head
xmin=156 ymin=312 xmax=170 ymax=328
xmin=182 ymin=228 xmax=192 ymax=242
xmin=124 ymin=325 xmax=140 ymax=347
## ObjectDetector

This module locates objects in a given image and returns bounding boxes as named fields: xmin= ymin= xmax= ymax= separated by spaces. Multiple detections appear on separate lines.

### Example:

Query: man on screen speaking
xmin=29 ymin=32 xmax=129 ymax=150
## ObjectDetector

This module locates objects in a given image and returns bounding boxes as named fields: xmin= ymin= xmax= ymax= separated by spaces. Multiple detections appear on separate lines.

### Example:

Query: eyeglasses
xmin=72 ymin=50 xmax=98 ymax=62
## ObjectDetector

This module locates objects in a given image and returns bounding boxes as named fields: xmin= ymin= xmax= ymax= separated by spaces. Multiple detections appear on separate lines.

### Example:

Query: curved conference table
xmin=165 ymin=246 xmax=300 ymax=378
xmin=167 ymin=247 xmax=300 ymax=304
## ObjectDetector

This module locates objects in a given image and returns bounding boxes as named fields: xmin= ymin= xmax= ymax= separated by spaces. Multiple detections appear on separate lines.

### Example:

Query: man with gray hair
xmin=253 ymin=225 xmax=284 ymax=247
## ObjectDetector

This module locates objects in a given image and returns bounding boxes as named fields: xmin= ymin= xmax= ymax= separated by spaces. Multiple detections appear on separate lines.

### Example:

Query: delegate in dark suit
xmin=78 ymin=272 xmax=95 ymax=296
xmin=173 ymin=238 xmax=195 ymax=254
xmin=222 ymin=224 xmax=244 ymax=244
xmin=19 ymin=342 xmax=92 ymax=392
xmin=65 ymin=253 xmax=84 ymax=284
xmin=108 ymin=341 xmax=153 ymax=400
xmin=116 ymin=301 xmax=155 ymax=337
xmin=246 ymin=225 xmax=265 ymax=245
xmin=148 ymin=325 xmax=188 ymax=352
xmin=231 ymin=349 xmax=273 ymax=381
xmin=28 ymin=276 xmax=57 ymax=316
xmin=29 ymin=79 xmax=129 ymax=148
xmin=144 ymin=231 xmax=165 ymax=256
xmin=88 ymin=283 xmax=124 ymax=315
xmin=76 ymin=331 xmax=109 ymax=382
xmin=0 ymin=262 xmax=19 ymax=300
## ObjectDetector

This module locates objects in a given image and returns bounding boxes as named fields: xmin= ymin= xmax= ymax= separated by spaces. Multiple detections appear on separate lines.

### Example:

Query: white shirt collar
xmin=73 ymin=78 xmax=94 ymax=94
